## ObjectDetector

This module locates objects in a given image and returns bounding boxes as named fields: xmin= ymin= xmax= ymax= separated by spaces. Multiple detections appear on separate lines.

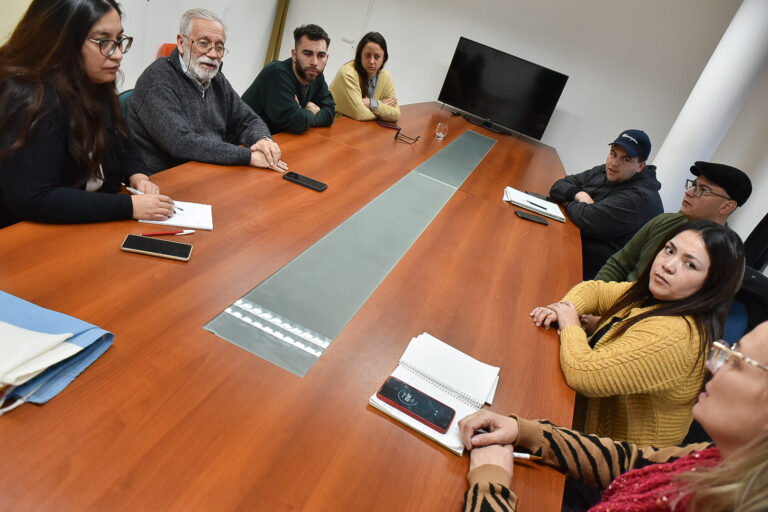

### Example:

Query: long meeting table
xmin=0 ymin=102 xmax=581 ymax=511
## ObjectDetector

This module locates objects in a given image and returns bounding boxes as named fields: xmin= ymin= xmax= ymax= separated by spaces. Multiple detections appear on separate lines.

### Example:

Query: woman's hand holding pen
xmin=131 ymin=194 xmax=174 ymax=221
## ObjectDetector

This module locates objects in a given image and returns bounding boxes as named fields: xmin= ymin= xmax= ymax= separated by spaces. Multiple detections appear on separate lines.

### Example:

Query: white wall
xmin=0 ymin=0 xmax=30 ymax=43
xmin=712 ymin=63 xmax=768 ymax=239
xmin=119 ymin=0 xmax=276 ymax=94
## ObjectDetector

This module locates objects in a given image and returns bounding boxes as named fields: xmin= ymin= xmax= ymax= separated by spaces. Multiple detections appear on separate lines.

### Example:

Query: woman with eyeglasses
xmin=458 ymin=321 xmax=768 ymax=512
xmin=529 ymin=220 xmax=744 ymax=447
xmin=0 ymin=0 xmax=174 ymax=228
xmin=329 ymin=32 xmax=400 ymax=122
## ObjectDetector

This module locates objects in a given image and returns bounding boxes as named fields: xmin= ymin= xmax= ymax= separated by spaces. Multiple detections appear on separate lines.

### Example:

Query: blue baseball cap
xmin=610 ymin=129 xmax=651 ymax=161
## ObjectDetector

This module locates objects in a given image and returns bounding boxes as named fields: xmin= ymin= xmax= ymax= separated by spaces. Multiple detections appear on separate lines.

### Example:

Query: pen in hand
xmin=125 ymin=186 xmax=182 ymax=212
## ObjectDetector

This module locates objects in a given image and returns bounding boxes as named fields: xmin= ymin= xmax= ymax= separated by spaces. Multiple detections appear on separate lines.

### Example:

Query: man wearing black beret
xmin=595 ymin=161 xmax=752 ymax=283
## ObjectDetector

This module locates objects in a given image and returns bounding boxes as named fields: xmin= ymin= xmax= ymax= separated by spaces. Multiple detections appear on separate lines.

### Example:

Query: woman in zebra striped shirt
xmin=457 ymin=321 xmax=768 ymax=512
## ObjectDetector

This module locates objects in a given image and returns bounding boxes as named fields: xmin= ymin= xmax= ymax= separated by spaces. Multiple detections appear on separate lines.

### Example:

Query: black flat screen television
xmin=438 ymin=37 xmax=568 ymax=140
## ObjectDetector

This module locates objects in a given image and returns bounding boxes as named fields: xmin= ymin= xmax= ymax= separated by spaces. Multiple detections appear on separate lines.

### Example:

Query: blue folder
xmin=0 ymin=291 xmax=113 ymax=405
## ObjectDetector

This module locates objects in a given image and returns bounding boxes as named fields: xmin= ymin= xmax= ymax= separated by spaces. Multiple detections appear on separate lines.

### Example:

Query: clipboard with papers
xmin=503 ymin=186 xmax=566 ymax=222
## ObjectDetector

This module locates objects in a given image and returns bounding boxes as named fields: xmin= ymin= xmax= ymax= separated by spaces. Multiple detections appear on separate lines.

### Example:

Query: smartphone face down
xmin=376 ymin=376 xmax=455 ymax=433
xmin=120 ymin=234 xmax=193 ymax=261
xmin=515 ymin=210 xmax=549 ymax=225
xmin=282 ymin=172 xmax=327 ymax=192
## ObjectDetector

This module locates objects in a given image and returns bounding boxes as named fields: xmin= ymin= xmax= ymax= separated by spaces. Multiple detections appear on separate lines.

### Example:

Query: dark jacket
xmin=241 ymin=58 xmax=335 ymax=135
xmin=550 ymin=164 xmax=663 ymax=279
xmin=0 ymin=92 xmax=136 ymax=228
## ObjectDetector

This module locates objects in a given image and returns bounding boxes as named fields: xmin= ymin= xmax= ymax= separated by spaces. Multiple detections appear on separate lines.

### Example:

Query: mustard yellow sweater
xmin=329 ymin=61 xmax=400 ymax=122
xmin=560 ymin=281 xmax=708 ymax=446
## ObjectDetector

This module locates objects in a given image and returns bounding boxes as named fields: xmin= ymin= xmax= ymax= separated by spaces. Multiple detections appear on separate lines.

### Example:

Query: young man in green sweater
xmin=242 ymin=24 xmax=336 ymax=135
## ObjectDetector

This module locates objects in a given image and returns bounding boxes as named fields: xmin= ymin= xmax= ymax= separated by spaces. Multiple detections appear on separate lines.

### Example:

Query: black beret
xmin=690 ymin=161 xmax=752 ymax=206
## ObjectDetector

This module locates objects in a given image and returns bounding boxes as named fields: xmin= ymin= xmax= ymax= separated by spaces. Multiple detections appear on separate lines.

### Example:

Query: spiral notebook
xmin=502 ymin=186 xmax=566 ymax=222
xmin=368 ymin=333 xmax=500 ymax=455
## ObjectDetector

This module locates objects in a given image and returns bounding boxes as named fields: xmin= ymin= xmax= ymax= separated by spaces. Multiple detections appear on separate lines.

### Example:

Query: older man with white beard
xmin=127 ymin=9 xmax=287 ymax=174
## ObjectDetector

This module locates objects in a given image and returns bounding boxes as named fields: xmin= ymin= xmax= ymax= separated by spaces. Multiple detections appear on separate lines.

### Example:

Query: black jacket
xmin=550 ymin=164 xmax=663 ymax=279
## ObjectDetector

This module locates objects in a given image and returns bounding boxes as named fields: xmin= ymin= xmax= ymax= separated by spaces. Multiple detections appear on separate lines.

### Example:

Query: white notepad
xmin=369 ymin=332 xmax=500 ymax=455
xmin=139 ymin=201 xmax=213 ymax=230
xmin=503 ymin=186 xmax=566 ymax=222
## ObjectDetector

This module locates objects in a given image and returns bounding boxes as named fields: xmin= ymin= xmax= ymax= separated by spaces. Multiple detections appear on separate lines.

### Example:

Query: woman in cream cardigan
xmin=530 ymin=220 xmax=744 ymax=446
xmin=329 ymin=32 xmax=400 ymax=122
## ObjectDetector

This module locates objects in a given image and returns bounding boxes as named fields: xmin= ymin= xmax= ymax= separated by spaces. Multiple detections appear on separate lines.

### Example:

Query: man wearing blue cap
xmin=549 ymin=129 xmax=662 ymax=279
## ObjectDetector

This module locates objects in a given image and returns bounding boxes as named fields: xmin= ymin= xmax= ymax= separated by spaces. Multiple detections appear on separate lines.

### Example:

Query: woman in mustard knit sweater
xmin=531 ymin=220 xmax=744 ymax=446
xmin=328 ymin=32 xmax=400 ymax=122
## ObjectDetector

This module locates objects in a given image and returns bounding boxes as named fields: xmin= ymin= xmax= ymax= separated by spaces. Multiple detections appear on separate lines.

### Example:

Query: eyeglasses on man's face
xmin=88 ymin=36 xmax=133 ymax=57
xmin=184 ymin=36 xmax=229 ymax=57
xmin=684 ymin=179 xmax=731 ymax=201
xmin=707 ymin=340 xmax=768 ymax=374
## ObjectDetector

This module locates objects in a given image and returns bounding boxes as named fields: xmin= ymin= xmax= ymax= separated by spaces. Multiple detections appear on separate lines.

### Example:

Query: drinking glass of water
xmin=435 ymin=122 xmax=448 ymax=139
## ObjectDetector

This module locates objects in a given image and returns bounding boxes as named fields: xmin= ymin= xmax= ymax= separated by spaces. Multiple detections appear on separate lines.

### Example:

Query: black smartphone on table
xmin=515 ymin=209 xmax=549 ymax=226
xmin=121 ymin=234 xmax=193 ymax=261
xmin=282 ymin=171 xmax=327 ymax=192
xmin=376 ymin=376 xmax=455 ymax=434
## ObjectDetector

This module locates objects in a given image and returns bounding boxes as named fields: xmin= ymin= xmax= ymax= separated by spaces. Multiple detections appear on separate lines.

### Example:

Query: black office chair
xmin=118 ymin=89 xmax=133 ymax=117
xmin=744 ymin=211 xmax=768 ymax=272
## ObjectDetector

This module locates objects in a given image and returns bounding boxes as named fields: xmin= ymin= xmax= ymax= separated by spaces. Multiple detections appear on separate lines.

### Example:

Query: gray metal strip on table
xmin=204 ymin=131 xmax=496 ymax=376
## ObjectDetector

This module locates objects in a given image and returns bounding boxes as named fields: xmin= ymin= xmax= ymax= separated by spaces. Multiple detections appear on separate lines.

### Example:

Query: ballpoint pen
xmin=513 ymin=452 xmax=542 ymax=461
xmin=525 ymin=199 xmax=548 ymax=210
xmin=140 ymin=230 xmax=195 ymax=236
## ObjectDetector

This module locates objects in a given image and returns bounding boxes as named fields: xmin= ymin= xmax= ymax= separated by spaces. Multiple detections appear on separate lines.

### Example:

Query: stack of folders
xmin=369 ymin=333 xmax=500 ymax=455
xmin=0 ymin=291 xmax=113 ymax=415
xmin=502 ymin=186 xmax=566 ymax=222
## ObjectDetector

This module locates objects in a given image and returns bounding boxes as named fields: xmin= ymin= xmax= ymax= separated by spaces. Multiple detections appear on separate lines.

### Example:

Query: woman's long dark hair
xmin=600 ymin=220 xmax=745 ymax=359
xmin=0 ymin=0 xmax=125 ymax=186
xmin=353 ymin=32 xmax=388 ymax=99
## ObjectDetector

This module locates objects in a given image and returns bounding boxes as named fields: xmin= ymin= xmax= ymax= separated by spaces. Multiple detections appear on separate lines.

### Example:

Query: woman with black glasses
xmin=458 ymin=321 xmax=768 ymax=512
xmin=0 ymin=0 xmax=174 ymax=228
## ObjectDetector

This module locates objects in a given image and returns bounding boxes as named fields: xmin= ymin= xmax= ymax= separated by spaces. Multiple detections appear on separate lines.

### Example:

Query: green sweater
xmin=241 ymin=58 xmax=335 ymax=135
xmin=594 ymin=212 xmax=688 ymax=282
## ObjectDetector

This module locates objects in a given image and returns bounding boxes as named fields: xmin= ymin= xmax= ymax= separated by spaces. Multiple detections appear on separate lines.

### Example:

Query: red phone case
xmin=376 ymin=377 xmax=455 ymax=434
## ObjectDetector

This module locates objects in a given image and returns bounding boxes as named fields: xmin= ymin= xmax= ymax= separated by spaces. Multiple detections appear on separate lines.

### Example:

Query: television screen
xmin=438 ymin=37 xmax=568 ymax=140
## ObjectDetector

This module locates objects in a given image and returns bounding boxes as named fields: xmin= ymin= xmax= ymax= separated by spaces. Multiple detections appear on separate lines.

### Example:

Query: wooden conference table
xmin=0 ymin=103 xmax=581 ymax=511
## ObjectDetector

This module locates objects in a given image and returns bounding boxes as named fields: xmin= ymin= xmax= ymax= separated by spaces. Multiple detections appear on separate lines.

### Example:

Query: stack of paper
xmin=140 ymin=200 xmax=213 ymax=230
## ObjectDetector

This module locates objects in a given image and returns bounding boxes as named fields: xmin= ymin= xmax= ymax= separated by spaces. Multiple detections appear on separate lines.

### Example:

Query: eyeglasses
xmin=707 ymin=341 xmax=768 ymax=374
xmin=395 ymin=128 xmax=420 ymax=144
xmin=685 ymin=179 xmax=732 ymax=201
xmin=184 ymin=36 xmax=229 ymax=57
xmin=88 ymin=36 xmax=133 ymax=57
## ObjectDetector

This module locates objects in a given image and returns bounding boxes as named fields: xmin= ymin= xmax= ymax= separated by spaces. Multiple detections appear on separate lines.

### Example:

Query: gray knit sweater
xmin=127 ymin=49 xmax=271 ymax=173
